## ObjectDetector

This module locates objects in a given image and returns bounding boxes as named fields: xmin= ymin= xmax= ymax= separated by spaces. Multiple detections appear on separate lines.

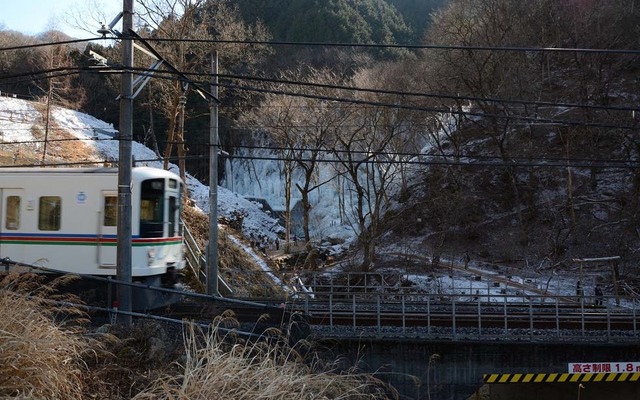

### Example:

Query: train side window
xmin=5 ymin=196 xmax=21 ymax=230
xmin=103 ymin=196 xmax=117 ymax=226
xmin=38 ymin=196 xmax=61 ymax=231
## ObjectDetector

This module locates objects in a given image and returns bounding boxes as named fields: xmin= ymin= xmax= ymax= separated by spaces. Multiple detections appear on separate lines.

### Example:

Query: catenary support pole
xmin=207 ymin=52 xmax=219 ymax=296
xmin=117 ymin=0 xmax=134 ymax=325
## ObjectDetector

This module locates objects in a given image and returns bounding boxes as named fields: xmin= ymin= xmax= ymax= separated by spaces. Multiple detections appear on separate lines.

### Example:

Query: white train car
xmin=0 ymin=166 xmax=185 ymax=309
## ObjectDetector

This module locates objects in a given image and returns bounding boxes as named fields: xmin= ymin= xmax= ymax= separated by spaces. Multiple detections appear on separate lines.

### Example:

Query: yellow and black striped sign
xmin=483 ymin=372 xmax=640 ymax=384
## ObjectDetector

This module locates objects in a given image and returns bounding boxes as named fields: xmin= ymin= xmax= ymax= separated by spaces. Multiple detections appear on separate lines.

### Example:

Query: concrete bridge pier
xmin=320 ymin=338 xmax=640 ymax=400
xmin=483 ymin=381 xmax=640 ymax=400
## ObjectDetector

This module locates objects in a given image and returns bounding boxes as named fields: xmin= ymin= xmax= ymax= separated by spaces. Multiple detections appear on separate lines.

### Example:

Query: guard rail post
xmin=452 ymin=296 xmax=457 ymax=340
xmin=376 ymin=293 xmax=381 ymax=336
xmin=503 ymin=294 xmax=508 ymax=334
xmin=352 ymin=293 xmax=357 ymax=333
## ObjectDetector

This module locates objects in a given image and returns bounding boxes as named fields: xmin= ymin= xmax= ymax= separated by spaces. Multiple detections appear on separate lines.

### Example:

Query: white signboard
xmin=569 ymin=362 xmax=640 ymax=374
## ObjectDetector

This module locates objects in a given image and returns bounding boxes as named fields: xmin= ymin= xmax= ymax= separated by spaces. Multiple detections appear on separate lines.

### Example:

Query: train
xmin=0 ymin=166 xmax=186 ymax=310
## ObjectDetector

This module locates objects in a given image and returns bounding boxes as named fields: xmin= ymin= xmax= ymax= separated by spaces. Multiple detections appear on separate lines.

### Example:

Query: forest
xmin=2 ymin=0 xmax=640 ymax=274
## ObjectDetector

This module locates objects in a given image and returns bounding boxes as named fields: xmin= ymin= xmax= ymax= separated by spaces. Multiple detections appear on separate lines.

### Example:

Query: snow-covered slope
xmin=0 ymin=96 xmax=284 ymax=241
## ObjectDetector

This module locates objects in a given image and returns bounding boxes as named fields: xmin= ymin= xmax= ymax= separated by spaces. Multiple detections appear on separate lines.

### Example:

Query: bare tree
xmin=135 ymin=0 xmax=272 ymax=180
xmin=36 ymin=29 xmax=86 ymax=162
xmin=327 ymin=81 xmax=407 ymax=272
xmin=424 ymin=0 xmax=544 ymax=244
xmin=241 ymin=68 xmax=348 ymax=249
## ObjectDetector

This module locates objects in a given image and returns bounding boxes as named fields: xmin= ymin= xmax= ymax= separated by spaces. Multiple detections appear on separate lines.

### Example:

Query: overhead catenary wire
xmin=2 ymin=150 xmax=640 ymax=171
xmin=6 ymin=64 xmax=639 ymax=115
xmin=4 ymin=65 xmax=636 ymax=131
xmin=0 ymin=37 xmax=99 ymax=52
xmin=2 ymin=34 xmax=640 ymax=55
xmin=2 ymin=36 xmax=640 ymax=172
xmin=135 ymin=36 xmax=640 ymax=55
xmin=2 ymin=128 xmax=640 ymax=170
xmin=2 ymin=136 xmax=635 ymax=166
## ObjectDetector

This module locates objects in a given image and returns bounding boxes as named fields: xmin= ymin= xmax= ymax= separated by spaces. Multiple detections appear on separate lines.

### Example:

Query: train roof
xmin=0 ymin=166 xmax=182 ymax=181
xmin=0 ymin=167 xmax=118 ymax=174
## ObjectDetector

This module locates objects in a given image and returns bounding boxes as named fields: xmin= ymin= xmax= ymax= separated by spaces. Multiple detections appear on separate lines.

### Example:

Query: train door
xmin=167 ymin=177 xmax=182 ymax=237
xmin=0 ymin=189 xmax=25 ymax=264
xmin=98 ymin=191 xmax=117 ymax=268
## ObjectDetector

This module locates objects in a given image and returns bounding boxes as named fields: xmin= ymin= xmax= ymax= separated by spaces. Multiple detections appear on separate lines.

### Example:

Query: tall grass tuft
xmin=134 ymin=313 xmax=395 ymax=400
xmin=0 ymin=272 xmax=89 ymax=399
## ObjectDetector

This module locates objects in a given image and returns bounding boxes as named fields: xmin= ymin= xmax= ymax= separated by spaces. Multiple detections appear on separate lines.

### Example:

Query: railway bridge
xmin=177 ymin=255 xmax=640 ymax=400
xmin=64 ymin=263 xmax=639 ymax=400
xmin=317 ymin=336 xmax=640 ymax=400
xmin=277 ymin=274 xmax=640 ymax=400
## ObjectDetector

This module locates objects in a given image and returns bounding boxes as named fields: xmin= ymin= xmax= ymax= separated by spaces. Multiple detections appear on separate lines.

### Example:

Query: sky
xmin=0 ymin=0 xmax=122 ymax=38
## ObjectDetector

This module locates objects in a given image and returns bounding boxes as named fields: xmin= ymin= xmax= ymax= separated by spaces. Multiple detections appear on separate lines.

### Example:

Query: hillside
xmin=2 ymin=1 xmax=640 ymax=298
xmin=0 ymin=95 xmax=288 ymax=298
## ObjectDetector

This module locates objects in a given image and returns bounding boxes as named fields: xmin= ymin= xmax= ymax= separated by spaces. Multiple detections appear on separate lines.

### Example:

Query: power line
xmin=113 ymin=66 xmax=639 ymax=114
xmin=4 ymin=128 xmax=638 ymax=170
xmin=138 ymin=36 xmax=640 ymax=55
xmin=0 ymin=135 xmax=630 ymax=166
xmin=117 ymin=66 xmax=640 ymax=129
xmin=0 ymin=136 xmax=116 ymax=145
xmin=81 ymin=66 xmax=640 ymax=131
xmin=215 ymin=82 xmax=639 ymax=131
xmin=208 ymin=72 xmax=640 ymax=114
xmin=3 ymin=62 xmax=639 ymax=131
xmin=213 ymin=143 xmax=636 ymax=165
xmin=0 ymin=67 xmax=85 ymax=86
xmin=4 ymin=152 xmax=639 ymax=170
xmin=2 ymin=34 xmax=640 ymax=56
xmin=0 ymin=37 xmax=99 ymax=52
xmin=224 ymin=152 xmax=640 ymax=170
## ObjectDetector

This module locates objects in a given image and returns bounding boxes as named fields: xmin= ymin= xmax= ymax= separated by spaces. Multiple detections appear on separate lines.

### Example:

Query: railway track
xmin=73 ymin=278 xmax=638 ymax=343
xmin=284 ymin=297 xmax=640 ymax=341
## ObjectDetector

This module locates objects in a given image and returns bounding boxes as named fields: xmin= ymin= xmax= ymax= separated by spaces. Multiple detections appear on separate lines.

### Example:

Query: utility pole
xmin=42 ymin=80 xmax=52 ymax=163
xmin=117 ymin=0 xmax=134 ymax=325
xmin=207 ymin=52 xmax=219 ymax=296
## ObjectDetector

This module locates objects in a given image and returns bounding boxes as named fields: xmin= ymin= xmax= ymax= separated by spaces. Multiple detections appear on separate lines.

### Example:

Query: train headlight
xmin=147 ymin=248 xmax=156 ymax=266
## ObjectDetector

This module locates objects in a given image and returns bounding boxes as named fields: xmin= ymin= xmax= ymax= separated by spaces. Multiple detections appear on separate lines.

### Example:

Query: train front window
xmin=38 ymin=196 xmax=61 ymax=231
xmin=5 ymin=196 xmax=20 ymax=230
xmin=140 ymin=179 xmax=164 ymax=238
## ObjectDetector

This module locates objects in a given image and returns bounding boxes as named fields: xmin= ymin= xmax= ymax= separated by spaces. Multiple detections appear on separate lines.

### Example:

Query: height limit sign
xmin=569 ymin=362 xmax=640 ymax=374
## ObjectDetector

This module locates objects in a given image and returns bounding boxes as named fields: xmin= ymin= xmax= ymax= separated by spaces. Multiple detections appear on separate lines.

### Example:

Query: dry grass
xmin=0 ymin=274 xmax=394 ymax=400
xmin=133 ymin=314 xmax=394 ymax=400
xmin=182 ymin=204 xmax=288 ymax=298
xmin=0 ymin=273 xmax=90 ymax=400
xmin=0 ymin=273 xmax=173 ymax=400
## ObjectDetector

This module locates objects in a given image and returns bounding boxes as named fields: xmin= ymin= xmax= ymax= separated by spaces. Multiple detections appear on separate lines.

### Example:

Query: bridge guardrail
xmin=287 ymin=291 xmax=639 ymax=343
xmin=182 ymin=222 xmax=233 ymax=296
